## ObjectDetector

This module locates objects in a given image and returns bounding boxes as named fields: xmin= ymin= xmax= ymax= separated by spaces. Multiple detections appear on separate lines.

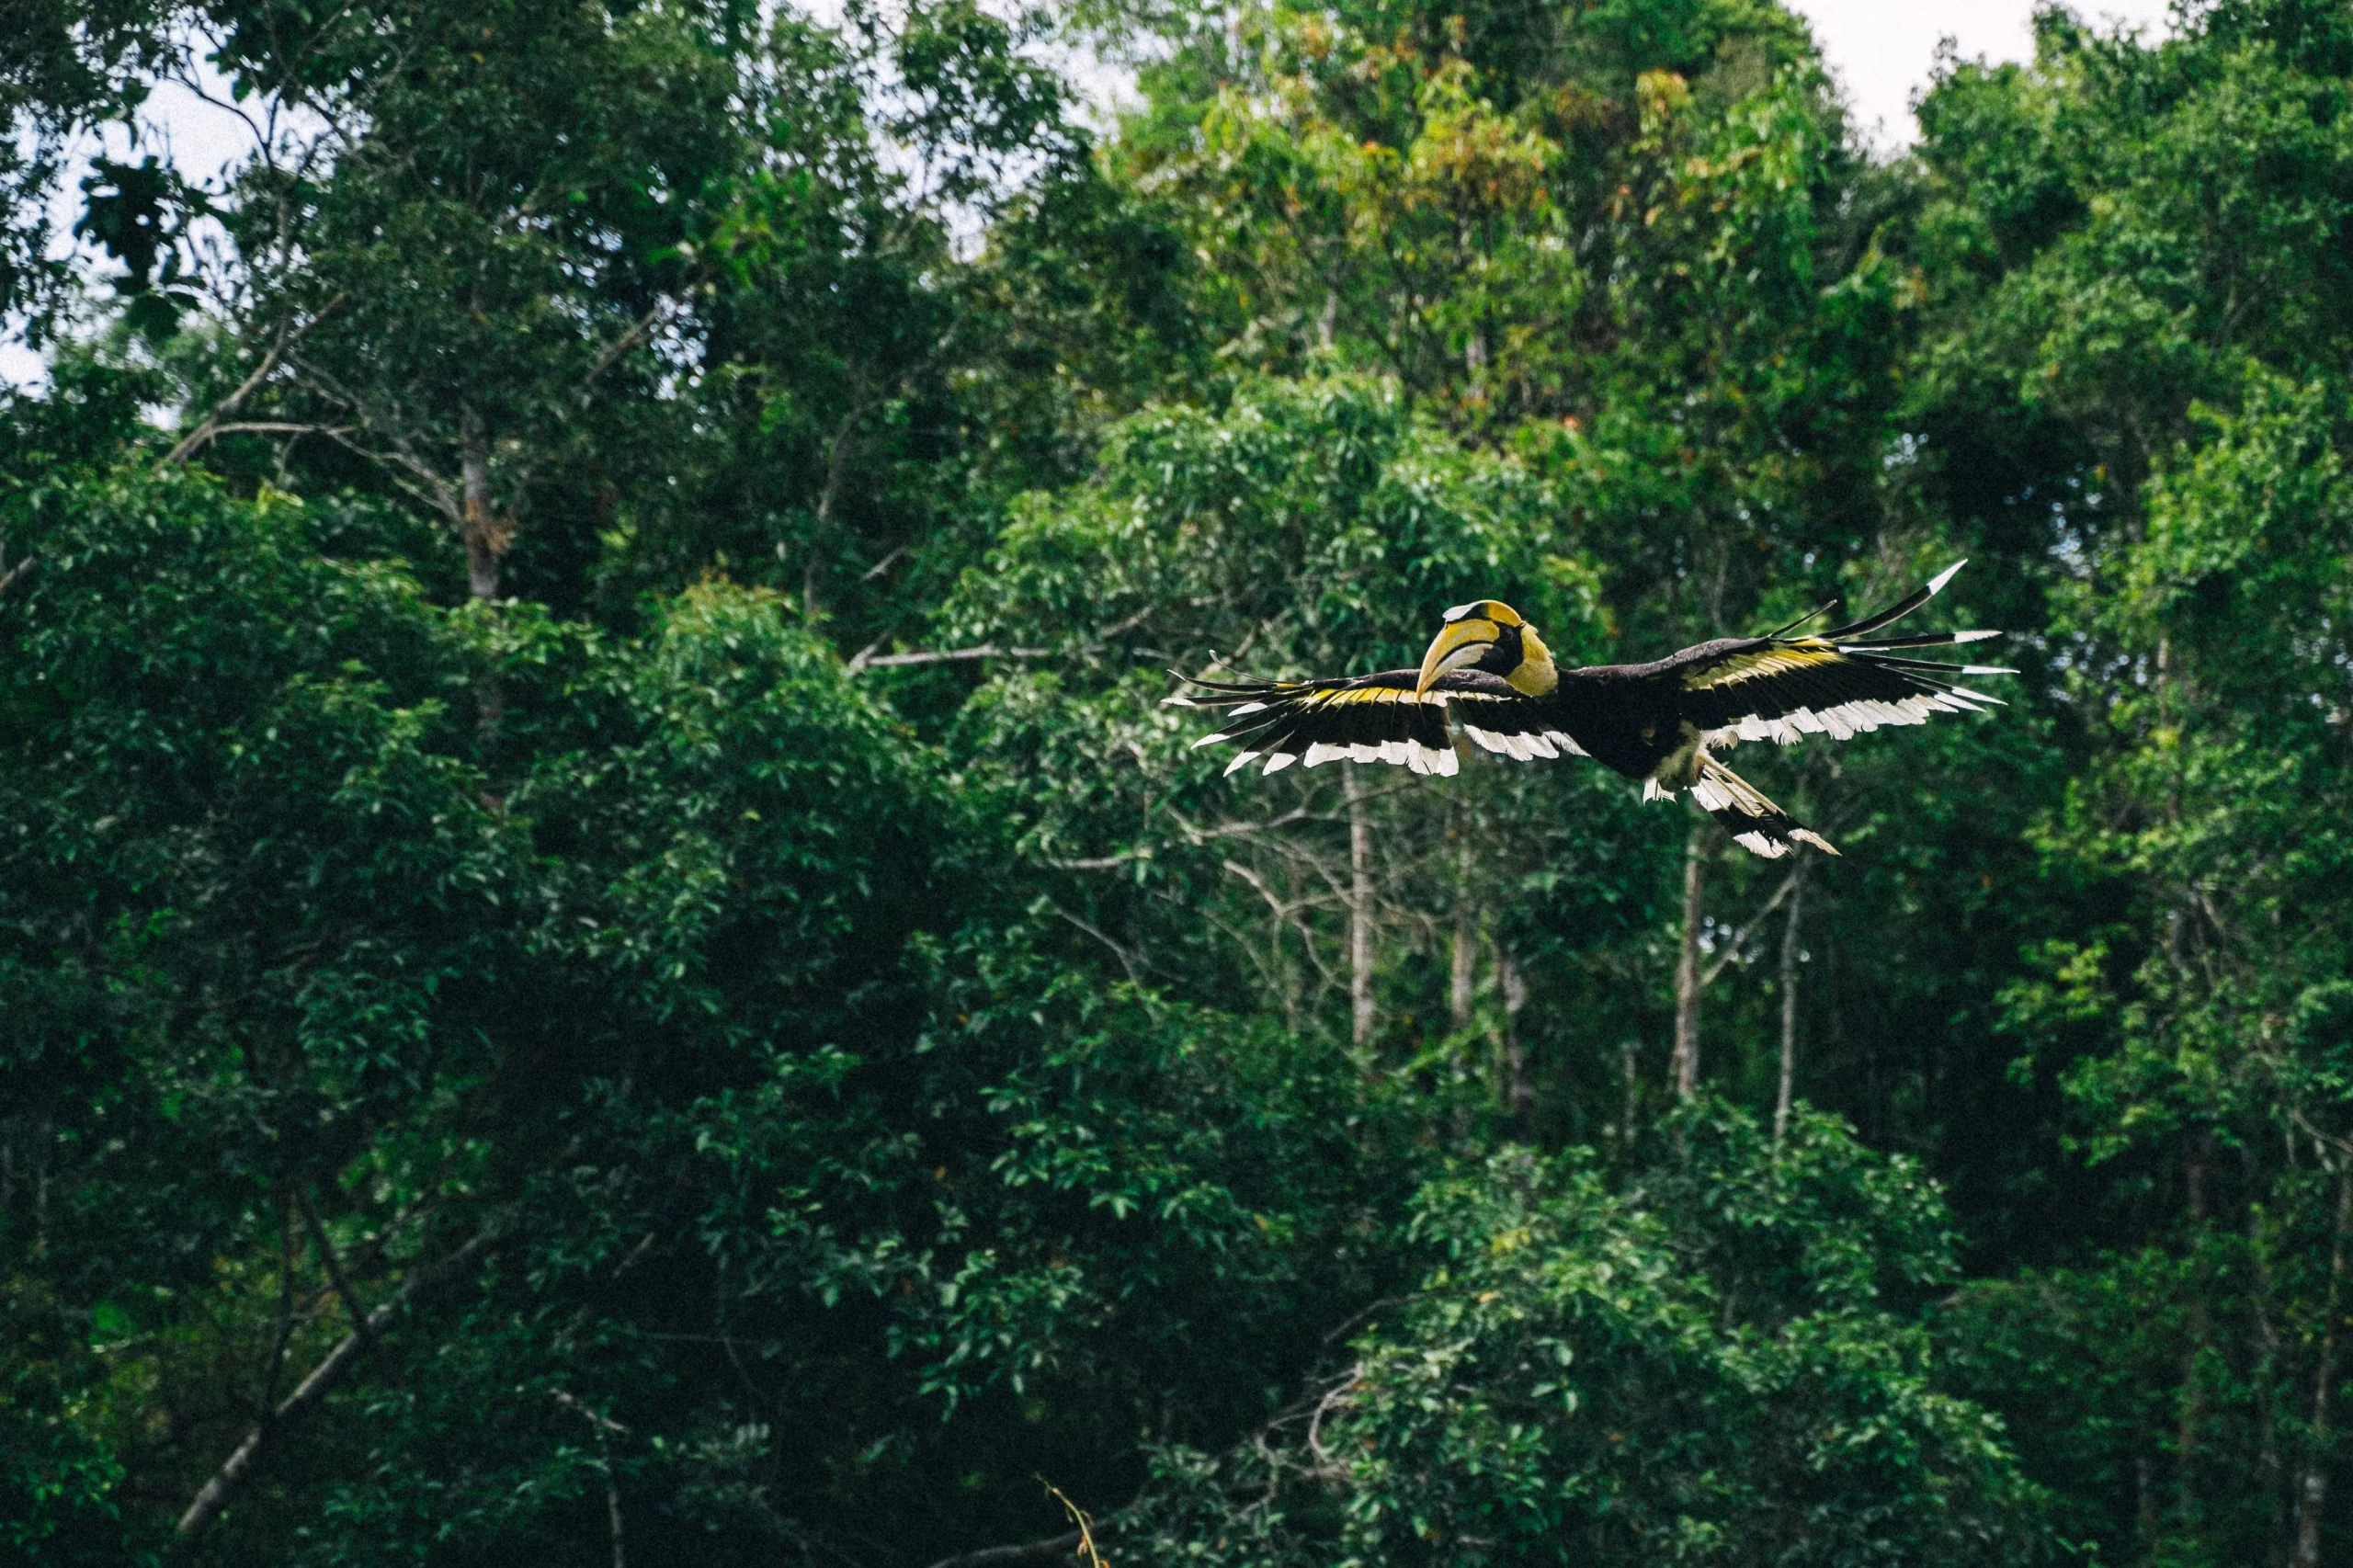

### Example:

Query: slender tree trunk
xmin=805 ymin=373 xmax=869 ymax=618
xmin=1450 ymin=832 xmax=1475 ymax=1033
xmin=1347 ymin=770 xmax=1375 ymax=1049
xmin=460 ymin=404 xmax=504 ymax=603
xmin=1620 ymin=1041 xmax=1639 ymax=1153
xmin=2180 ymin=1135 xmax=2211 ymax=1535
xmin=2293 ymin=1161 xmax=2353 ymax=1568
xmin=1671 ymin=826 xmax=1705 ymax=1098
xmin=2249 ymin=1143 xmax=2290 ymax=1564
xmin=1774 ymin=871 xmax=1805 ymax=1142
xmin=1498 ymin=945 xmax=1530 ymax=1132
xmin=31 ymin=1109 xmax=48 ymax=1251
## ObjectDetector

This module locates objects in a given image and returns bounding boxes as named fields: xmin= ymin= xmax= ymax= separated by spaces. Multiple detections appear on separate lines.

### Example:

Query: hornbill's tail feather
xmin=1763 ymin=599 xmax=1839 ymax=639
xmin=1818 ymin=559 xmax=1972 ymax=642
xmin=1689 ymin=756 xmax=1838 ymax=860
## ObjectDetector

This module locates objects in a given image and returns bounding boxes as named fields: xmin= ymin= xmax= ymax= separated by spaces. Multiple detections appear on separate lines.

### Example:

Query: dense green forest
xmin=6 ymin=0 xmax=2353 ymax=1562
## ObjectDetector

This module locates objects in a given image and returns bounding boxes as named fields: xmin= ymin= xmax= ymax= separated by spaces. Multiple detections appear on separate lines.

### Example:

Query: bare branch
xmin=173 ymin=1218 xmax=503 ymax=1555
xmin=1164 ymin=805 xmax=1326 ymax=844
xmin=1699 ymin=859 xmax=1810 ymax=992
xmin=207 ymin=421 xmax=354 ymax=438
xmin=847 ymin=643 xmax=1050 ymax=673
xmin=1048 ymin=901 xmax=1144 ymax=984
xmin=552 ymin=1387 xmax=631 ymax=1435
xmin=553 ymin=1390 xmax=629 ymax=1568
xmin=921 ymin=1532 xmax=1083 ymax=1568
xmin=1046 ymin=851 xmax=1151 ymax=872
xmin=0 ymin=553 xmax=39 ymax=604
xmin=160 ymin=293 xmax=347 ymax=469
xmin=294 ymin=1186 xmax=376 ymax=1353
xmin=584 ymin=298 xmax=673 ymax=390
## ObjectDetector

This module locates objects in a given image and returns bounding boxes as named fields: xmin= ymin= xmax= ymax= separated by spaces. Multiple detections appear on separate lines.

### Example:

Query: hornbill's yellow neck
xmin=1417 ymin=600 xmax=1559 ymax=698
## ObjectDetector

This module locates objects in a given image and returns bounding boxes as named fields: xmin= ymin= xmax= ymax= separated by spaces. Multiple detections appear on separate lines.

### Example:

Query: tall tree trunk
xmin=1620 ymin=1040 xmax=1639 ymax=1152
xmin=805 ymin=372 xmax=869 ymax=618
xmin=1671 ymin=826 xmax=1705 ymax=1098
xmin=1774 ymin=870 xmax=1806 ymax=1142
xmin=2293 ymin=1161 xmax=2353 ymax=1568
xmin=1450 ymin=831 xmax=1475 ymax=1033
xmin=1347 ymin=770 xmax=1375 ymax=1049
xmin=460 ymin=404 xmax=506 ymax=603
xmin=2249 ymin=1142 xmax=2290 ymax=1564
xmin=1498 ymin=945 xmax=1530 ymax=1133
xmin=2180 ymin=1134 xmax=2211 ymax=1534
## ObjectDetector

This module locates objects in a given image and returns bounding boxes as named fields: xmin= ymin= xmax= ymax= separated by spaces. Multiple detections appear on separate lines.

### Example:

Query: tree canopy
xmin=8 ymin=2 xmax=2353 ymax=1565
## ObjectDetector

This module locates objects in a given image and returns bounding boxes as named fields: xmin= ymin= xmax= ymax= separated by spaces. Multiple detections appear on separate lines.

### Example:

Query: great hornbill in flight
xmin=1167 ymin=562 xmax=2010 ymax=858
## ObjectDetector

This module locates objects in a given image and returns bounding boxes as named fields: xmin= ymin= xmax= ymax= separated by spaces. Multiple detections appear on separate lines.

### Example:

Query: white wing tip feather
xmin=1927 ymin=559 xmax=1968 ymax=595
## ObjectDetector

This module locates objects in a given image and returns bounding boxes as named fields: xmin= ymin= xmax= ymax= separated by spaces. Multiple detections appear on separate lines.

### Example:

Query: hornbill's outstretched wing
xmin=1165 ymin=669 xmax=1467 ymax=777
xmin=1659 ymin=562 xmax=2013 ymax=744
xmin=1165 ymin=665 xmax=1596 ymax=778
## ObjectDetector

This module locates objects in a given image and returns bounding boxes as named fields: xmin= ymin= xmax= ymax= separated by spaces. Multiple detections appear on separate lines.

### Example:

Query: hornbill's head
xmin=1416 ymin=600 xmax=1560 ymax=697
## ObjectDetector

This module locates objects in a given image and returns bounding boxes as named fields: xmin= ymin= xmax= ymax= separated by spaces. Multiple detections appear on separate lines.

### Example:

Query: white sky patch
xmin=1785 ymin=0 xmax=2181 ymax=151
xmin=2 ymin=53 xmax=275 ymax=390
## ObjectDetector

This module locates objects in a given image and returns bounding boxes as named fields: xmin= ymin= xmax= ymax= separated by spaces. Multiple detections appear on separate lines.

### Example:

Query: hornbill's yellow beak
xmin=1416 ymin=615 xmax=1504 ymax=695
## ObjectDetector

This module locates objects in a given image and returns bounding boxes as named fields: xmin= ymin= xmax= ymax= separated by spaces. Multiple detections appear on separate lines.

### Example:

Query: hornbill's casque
xmin=1166 ymin=562 xmax=2011 ymax=858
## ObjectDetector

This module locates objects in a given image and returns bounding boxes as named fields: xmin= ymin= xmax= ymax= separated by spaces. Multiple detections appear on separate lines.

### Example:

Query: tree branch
xmin=583 ymin=299 xmax=673 ymax=390
xmin=920 ymin=1531 xmax=1082 ymax=1568
xmin=173 ymin=1218 xmax=502 ymax=1555
xmin=1046 ymin=851 xmax=1151 ymax=871
xmin=1047 ymin=900 xmax=1144 ymax=984
xmin=206 ymin=420 xmax=356 ymax=439
xmin=847 ymin=643 xmax=1050 ymax=673
xmin=1699 ymin=859 xmax=1809 ymax=992
xmin=159 ymin=293 xmax=347 ymax=468
xmin=0 ymin=553 xmax=38 ymax=604
xmin=294 ymin=1186 xmax=376 ymax=1353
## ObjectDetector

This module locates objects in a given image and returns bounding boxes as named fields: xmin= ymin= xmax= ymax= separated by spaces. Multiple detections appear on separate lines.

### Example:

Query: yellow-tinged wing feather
xmin=1679 ymin=641 xmax=1843 ymax=690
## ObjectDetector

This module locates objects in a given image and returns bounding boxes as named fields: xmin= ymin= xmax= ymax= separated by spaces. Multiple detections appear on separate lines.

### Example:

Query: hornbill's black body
xmin=1166 ymin=562 xmax=2011 ymax=858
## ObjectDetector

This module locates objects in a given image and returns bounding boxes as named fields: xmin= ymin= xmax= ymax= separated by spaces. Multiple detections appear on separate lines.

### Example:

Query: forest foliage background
xmin=6 ymin=0 xmax=2353 ymax=1563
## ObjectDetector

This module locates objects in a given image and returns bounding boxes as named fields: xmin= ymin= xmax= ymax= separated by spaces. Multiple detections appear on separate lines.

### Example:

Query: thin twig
xmin=920 ymin=1532 xmax=1082 ymax=1568
xmin=583 ymin=299 xmax=672 ymax=389
xmin=1043 ymin=1481 xmax=1108 ymax=1568
xmin=294 ymin=1186 xmax=375 ymax=1352
xmin=1698 ymin=858 xmax=1809 ymax=991
xmin=554 ymin=1390 xmax=629 ymax=1568
xmin=1048 ymin=901 xmax=1143 ymax=983
xmin=159 ymin=292 xmax=346 ymax=468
